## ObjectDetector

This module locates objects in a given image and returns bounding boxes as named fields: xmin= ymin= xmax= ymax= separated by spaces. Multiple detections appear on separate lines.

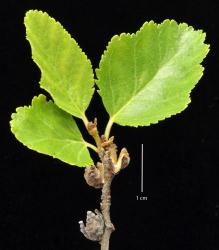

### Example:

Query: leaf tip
xmin=24 ymin=9 xmax=46 ymax=24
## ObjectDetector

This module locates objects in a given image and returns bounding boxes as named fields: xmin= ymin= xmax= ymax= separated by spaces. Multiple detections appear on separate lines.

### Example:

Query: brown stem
xmin=100 ymin=175 xmax=114 ymax=250
xmin=99 ymin=147 xmax=115 ymax=250
xmin=80 ymin=120 xmax=130 ymax=250
xmin=80 ymin=148 xmax=115 ymax=248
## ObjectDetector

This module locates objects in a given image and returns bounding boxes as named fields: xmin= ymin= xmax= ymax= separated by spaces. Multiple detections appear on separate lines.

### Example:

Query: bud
xmin=78 ymin=209 xmax=104 ymax=241
xmin=84 ymin=163 xmax=104 ymax=189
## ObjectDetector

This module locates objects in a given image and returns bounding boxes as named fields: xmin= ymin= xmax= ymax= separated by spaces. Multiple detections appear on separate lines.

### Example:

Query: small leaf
xmin=96 ymin=20 xmax=209 ymax=126
xmin=10 ymin=95 xmax=93 ymax=166
xmin=24 ymin=10 xmax=94 ymax=119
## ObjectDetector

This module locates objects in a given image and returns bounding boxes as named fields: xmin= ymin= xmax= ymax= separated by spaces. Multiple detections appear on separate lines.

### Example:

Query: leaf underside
xmin=96 ymin=20 xmax=209 ymax=127
xmin=24 ymin=10 xmax=94 ymax=119
xmin=10 ymin=95 xmax=93 ymax=166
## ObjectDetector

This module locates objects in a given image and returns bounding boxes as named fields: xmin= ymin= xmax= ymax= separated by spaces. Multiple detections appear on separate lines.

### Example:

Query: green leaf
xmin=96 ymin=20 xmax=209 ymax=127
xmin=10 ymin=95 xmax=93 ymax=167
xmin=24 ymin=10 xmax=94 ymax=120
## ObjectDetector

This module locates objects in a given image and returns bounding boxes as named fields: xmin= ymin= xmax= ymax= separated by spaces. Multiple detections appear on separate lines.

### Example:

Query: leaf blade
xmin=24 ymin=10 xmax=94 ymax=119
xmin=10 ymin=95 xmax=93 ymax=166
xmin=96 ymin=20 xmax=209 ymax=126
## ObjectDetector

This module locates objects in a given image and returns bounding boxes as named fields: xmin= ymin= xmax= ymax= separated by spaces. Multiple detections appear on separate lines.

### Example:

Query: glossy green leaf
xmin=96 ymin=20 xmax=209 ymax=127
xmin=24 ymin=10 xmax=94 ymax=120
xmin=10 ymin=95 xmax=93 ymax=166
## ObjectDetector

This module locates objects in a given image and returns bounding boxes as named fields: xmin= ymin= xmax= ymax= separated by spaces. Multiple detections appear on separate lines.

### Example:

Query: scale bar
xmin=141 ymin=143 xmax=144 ymax=193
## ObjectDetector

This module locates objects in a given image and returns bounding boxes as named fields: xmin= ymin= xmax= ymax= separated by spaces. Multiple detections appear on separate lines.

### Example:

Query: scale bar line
xmin=141 ymin=143 xmax=144 ymax=193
